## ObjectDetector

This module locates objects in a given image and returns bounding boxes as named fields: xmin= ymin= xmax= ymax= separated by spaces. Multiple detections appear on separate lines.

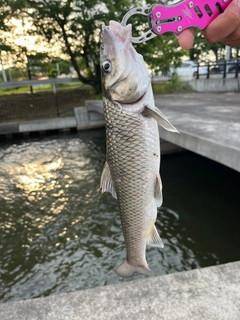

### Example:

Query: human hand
xmin=177 ymin=0 xmax=240 ymax=49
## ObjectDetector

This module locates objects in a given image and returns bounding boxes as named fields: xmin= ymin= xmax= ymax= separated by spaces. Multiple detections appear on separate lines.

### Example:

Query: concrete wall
xmin=190 ymin=78 xmax=240 ymax=92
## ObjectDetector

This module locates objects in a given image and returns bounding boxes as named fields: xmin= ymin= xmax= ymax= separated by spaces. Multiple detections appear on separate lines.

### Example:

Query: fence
xmin=0 ymin=79 xmax=94 ymax=124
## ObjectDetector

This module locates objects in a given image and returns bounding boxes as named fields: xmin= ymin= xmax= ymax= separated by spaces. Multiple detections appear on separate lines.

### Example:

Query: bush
xmin=152 ymin=73 xmax=192 ymax=94
xmin=48 ymin=68 xmax=58 ymax=78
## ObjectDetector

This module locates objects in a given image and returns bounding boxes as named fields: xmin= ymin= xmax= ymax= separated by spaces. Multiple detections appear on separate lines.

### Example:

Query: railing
xmin=151 ymin=60 xmax=240 ymax=83
xmin=195 ymin=60 xmax=240 ymax=79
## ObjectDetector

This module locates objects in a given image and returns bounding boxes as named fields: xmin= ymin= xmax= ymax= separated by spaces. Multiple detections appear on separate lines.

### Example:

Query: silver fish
xmin=100 ymin=21 xmax=178 ymax=278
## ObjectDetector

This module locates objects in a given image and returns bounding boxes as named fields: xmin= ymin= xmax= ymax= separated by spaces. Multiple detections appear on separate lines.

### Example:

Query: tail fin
xmin=116 ymin=260 xmax=154 ymax=278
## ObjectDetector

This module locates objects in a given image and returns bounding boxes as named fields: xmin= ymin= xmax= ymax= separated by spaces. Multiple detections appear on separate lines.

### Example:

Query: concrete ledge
xmin=0 ymin=261 xmax=239 ymax=320
xmin=161 ymin=139 xmax=184 ymax=155
xmin=85 ymin=100 xmax=104 ymax=114
xmin=191 ymin=78 xmax=240 ymax=92
xmin=155 ymin=92 xmax=240 ymax=173
xmin=74 ymin=103 xmax=105 ymax=130
xmin=19 ymin=117 xmax=77 ymax=132
xmin=159 ymin=129 xmax=240 ymax=172
xmin=74 ymin=107 xmax=89 ymax=128
xmin=86 ymin=100 xmax=104 ymax=122
xmin=0 ymin=122 xmax=19 ymax=134
xmin=0 ymin=101 xmax=105 ymax=136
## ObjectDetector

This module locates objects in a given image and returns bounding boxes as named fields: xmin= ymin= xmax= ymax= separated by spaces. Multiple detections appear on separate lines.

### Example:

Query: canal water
xmin=0 ymin=129 xmax=240 ymax=303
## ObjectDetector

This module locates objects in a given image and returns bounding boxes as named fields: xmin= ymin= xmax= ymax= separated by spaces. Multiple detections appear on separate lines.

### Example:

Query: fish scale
xmin=103 ymin=97 xmax=160 ymax=272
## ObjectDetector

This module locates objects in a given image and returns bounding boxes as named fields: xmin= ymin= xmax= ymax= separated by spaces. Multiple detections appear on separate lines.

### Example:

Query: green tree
xmin=0 ymin=0 xmax=29 ymax=80
xmin=188 ymin=31 xmax=225 ymax=62
xmin=23 ymin=0 xmax=184 ymax=92
xmin=0 ymin=0 xmax=27 ymax=37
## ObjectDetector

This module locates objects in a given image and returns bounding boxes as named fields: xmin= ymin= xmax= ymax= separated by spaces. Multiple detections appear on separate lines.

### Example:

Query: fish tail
xmin=116 ymin=260 xmax=154 ymax=278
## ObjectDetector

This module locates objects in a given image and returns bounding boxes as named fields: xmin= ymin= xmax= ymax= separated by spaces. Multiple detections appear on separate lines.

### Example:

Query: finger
xmin=221 ymin=28 xmax=240 ymax=46
xmin=176 ymin=27 xmax=195 ymax=50
xmin=202 ymin=0 xmax=240 ymax=43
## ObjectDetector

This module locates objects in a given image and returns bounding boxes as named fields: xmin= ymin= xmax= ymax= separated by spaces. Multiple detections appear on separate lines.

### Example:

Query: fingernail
xmin=238 ymin=0 xmax=240 ymax=7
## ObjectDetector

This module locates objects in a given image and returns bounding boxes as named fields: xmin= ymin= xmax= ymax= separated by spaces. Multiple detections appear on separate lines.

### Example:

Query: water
xmin=0 ymin=129 xmax=240 ymax=303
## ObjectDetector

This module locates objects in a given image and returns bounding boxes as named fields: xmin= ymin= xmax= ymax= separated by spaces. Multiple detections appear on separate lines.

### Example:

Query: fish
xmin=100 ymin=20 xmax=179 ymax=278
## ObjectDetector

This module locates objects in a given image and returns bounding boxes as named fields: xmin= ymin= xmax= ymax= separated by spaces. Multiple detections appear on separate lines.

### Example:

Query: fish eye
xmin=102 ymin=61 xmax=112 ymax=73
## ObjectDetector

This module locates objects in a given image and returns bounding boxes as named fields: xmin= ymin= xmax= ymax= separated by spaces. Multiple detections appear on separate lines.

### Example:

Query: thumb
xmin=176 ymin=27 xmax=195 ymax=50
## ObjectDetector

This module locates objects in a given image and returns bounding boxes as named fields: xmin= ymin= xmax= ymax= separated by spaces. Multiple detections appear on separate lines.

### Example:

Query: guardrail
xmin=0 ymin=77 xmax=79 ymax=92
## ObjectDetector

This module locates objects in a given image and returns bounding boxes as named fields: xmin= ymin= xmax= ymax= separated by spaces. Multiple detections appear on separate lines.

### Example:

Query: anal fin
xmin=154 ymin=174 xmax=163 ymax=207
xmin=147 ymin=225 xmax=164 ymax=248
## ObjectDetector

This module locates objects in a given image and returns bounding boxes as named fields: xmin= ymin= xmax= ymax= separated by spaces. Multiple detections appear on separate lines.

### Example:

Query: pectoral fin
xmin=100 ymin=161 xmax=117 ymax=199
xmin=154 ymin=174 xmax=163 ymax=207
xmin=143 ymin=104 xmax=179 ymax=133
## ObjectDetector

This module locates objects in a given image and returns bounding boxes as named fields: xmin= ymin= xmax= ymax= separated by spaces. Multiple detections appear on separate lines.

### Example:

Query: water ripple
xmin=1 ymin=129 xmax=240 ymax=302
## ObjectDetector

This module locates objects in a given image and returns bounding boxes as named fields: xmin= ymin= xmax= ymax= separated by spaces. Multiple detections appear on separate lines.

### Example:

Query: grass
xmin=152 ymin=74 xmax=193 ymax=94
xmin=0 ymin=86 xmax=33 ymax=95
xmin=56 ymin=82 xmax=83 ymax=88
xmin=0 ymin=81 xmax=83 ymax=95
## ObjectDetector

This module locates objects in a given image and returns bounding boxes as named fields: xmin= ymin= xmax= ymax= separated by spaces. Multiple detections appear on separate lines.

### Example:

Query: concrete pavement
xmin=155 ymin=92 xmax=240 ymax=172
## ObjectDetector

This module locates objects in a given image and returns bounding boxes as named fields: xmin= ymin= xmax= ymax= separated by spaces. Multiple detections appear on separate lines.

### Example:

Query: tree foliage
xmin=0 ymin=0 xmax=28 ymax=64
xmin=188 ymin=31 xmax=226 ymax=62
xmin=0 ymin=0 xmax=26 ymax=37
xmin=22 ymin=0 xmax=185 ymax=91
xmin=1 ymin=1 xmax=235 ymax=90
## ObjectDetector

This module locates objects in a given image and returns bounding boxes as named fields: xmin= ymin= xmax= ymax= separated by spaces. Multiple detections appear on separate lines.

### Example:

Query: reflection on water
xmin=0 ymin=129 xmax=240 ymax=302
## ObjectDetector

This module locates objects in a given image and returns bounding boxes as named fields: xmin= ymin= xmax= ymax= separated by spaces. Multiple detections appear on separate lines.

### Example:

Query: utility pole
xmin=0 ymin=53 xmax=7 ymax=82
xmin=56 ymin=63 xmax=60 ymax=77
xmin=225 ymin=46 xmax=231 ymax=73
